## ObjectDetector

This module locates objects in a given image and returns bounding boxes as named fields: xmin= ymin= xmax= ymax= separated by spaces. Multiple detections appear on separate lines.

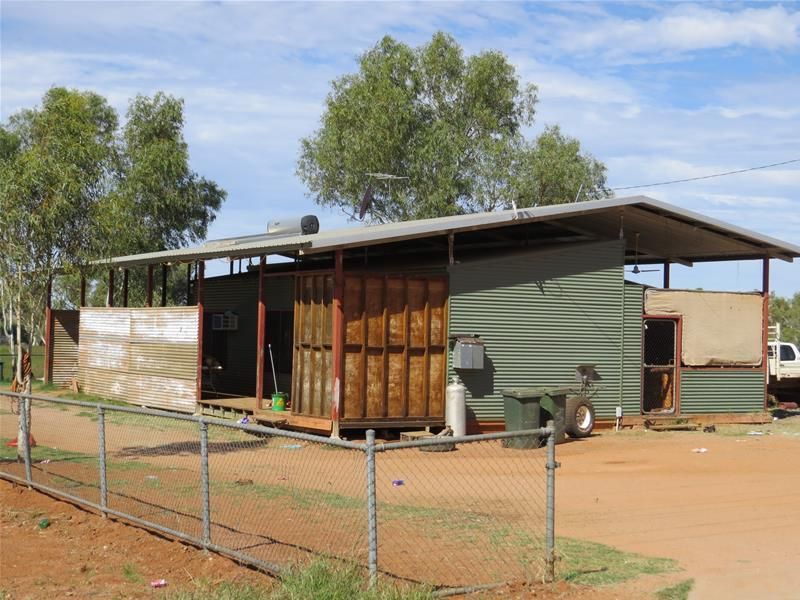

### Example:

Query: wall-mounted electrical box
xmin=452 ymin=336 xmax=485 ymax=370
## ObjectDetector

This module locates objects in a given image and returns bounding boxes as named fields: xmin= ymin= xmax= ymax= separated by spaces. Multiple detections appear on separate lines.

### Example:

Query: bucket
xmin=271 ymin=392 xmax=287 ymax=412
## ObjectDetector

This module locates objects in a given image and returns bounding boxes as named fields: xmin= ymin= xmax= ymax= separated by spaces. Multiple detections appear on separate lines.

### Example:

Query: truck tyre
xmin=565 ymin=396 xmax=595 ymax=438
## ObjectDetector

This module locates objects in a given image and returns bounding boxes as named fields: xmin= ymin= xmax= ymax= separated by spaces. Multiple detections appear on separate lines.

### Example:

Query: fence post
xmin=545 ymin=420 xmax=558 ymax=583
xmin=98 ymin=406 xmax=108 ymax=517
xmin=199 ymin=420 xmax=211 ymax=549
xmin=20 ymin=396 xmax=32 ymax=487
xmin=366 ymin=429 xmax=378 ymax=587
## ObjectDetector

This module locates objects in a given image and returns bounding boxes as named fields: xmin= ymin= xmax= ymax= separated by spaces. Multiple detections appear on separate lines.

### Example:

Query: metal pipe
xmin=0 ymin=391 xmax=366 ymax=449
xmin=256 ymin=255 xmax=266 ymax=404
xmin=79 ymin=275 xmax=86 ymax=307
xmin=366 ymin=429 xmax=378 ymax=587
xmin=433 ymin=582 xmax=508 ymax=598
xmin=331 ymin=249 xmax=345 ymax=438
xmin=98 ymin=406 xmax=108 ymax=517
xmin=200 ymin=420 xmax=211 ymax=548
xmin=0 ymin=473 xmax=283 ymax=577
xmin=377 ymin=428 xmax=551 ymax=451
xmin=545 ymin=420 xmax=557 ymax=583
xmin=196 ymin=261 xmax=205 ymax=409
xmin=21 ymin=397 xmax=32 ymax=486
xmin=762 ymin=257 xmax=770 ymax=409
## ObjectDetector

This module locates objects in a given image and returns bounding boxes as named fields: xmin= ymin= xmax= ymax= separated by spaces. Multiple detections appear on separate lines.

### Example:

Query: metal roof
xmin=98 ymin=195 xmax=799 ymax=268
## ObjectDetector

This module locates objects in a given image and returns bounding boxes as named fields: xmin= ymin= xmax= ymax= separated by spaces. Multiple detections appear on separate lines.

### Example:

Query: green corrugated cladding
xmin=622 ymin=281 xmax=644 ymax=417
xmin=448 ymin=240 xmax=629 ymax=421
xmin=679 ymin=370 xmax=765 ymax=413
xmin=203 ymin=273 xmax=294 ymax=395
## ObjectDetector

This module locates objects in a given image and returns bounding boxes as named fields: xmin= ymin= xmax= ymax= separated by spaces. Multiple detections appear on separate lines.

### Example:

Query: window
xmin=780 ymin=344 xmax=797 ymax=362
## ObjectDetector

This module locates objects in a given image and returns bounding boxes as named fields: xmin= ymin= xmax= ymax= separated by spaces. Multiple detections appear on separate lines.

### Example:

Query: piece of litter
xmin=150 ymin=579 xmax=167 ymax=588
xmin=691 ymin=448 xmax=708 ymax=453
xmin=145 ymin=475 xmax=159 ymax=480
xmin=280 ymin=444 xmax=303 ymax=450
xmin=392 ymin=479 xmax=405 ymax=487
xmin=40 ymin=459 xmax=51 ymax=464
xmin=38 ymin=518 xmax=50 ymax=530
xmin=747 ymin=431 xmax=767 ymax=436
xmin=238 ymin=416 xmax=250 ymax=424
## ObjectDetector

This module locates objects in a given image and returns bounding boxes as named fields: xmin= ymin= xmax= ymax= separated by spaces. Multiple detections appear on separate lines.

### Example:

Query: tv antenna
xmin=359 ymin=173 xmax=409 ymax=220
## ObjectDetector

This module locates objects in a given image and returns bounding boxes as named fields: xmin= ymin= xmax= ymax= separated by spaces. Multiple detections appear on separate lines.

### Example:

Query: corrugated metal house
xmin=45 ymin=195 xmax=800 ymax=434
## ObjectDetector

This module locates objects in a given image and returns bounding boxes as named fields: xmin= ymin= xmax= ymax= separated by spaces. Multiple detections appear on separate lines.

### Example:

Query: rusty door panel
xmin=341 ymin=275 xmax=448 ymax=423
xmin=291 ymin=274 xmax=334 ymax=418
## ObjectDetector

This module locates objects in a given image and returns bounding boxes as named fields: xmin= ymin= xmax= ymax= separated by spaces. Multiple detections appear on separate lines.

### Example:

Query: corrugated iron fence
xmin=0 ymin=392 xmax=556 ymax=592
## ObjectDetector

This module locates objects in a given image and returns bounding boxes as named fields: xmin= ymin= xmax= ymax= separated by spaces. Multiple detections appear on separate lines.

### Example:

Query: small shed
xmin=45 ymin=195 xmax=800 ymax=433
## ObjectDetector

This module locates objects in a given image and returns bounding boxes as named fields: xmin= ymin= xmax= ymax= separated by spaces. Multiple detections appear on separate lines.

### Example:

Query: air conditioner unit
xmin=212 ymin=312 xmax=238 ymax=331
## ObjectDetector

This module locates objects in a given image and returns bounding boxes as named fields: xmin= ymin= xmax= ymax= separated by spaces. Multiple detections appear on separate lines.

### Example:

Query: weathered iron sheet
xmin=78 ymin=307 xmax=199 ymax=412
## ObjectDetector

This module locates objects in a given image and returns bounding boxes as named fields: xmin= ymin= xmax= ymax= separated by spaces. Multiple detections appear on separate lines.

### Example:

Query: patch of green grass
xmin=656 ymin=578 xmax=695 ymax=600
xmin=0 ymin=439 xmax=97 ymax=464
xmin=122 ymin=562 xmax=144 ymax=584
xmin=165 ymin=581 xmax=272 ymax=600
xmin=558 ymin=537 xmax=679 ymax=586
xmin=164 ymin=561 xmax=433 ymax=600
xmin=212 ymin=479 xmax=364 ymax=511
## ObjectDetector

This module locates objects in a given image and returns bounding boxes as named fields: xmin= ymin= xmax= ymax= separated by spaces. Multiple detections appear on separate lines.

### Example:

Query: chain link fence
xmin=0 ymin=391 xmax=556 ymax=591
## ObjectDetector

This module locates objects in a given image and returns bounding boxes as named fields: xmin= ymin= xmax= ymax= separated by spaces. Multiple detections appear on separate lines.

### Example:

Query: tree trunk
xmin=16 ymin=271 xmax=25 ymax=462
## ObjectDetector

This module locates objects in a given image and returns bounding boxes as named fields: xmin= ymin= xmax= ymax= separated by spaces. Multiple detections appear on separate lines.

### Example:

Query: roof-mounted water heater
xmin=266 ymin=215 xmax=319 ymax=236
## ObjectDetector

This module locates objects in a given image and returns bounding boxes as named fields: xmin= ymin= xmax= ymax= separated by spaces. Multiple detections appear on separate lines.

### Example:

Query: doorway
xmin=642 ymin=318 xmax=678 ymax=413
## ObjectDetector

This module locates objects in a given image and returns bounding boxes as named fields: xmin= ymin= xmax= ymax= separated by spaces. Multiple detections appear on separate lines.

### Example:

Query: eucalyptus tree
xmin=298 ymin=32 xmax=609 ymax=223
xmin=0 ymin=88 xmax=225 ymax=386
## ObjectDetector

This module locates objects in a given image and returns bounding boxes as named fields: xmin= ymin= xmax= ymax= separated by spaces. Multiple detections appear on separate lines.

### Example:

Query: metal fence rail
xmin=0 ymin=391 xmax=556 ymax=590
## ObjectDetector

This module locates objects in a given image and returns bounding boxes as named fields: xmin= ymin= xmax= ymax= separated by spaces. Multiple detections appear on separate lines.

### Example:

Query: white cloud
xmin=552 ymin=4 xmax=800 ymax=62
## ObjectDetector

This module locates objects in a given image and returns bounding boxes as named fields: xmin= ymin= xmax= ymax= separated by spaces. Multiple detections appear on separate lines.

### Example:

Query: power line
xmin=611 ymin=158 xmax=800 ymax=191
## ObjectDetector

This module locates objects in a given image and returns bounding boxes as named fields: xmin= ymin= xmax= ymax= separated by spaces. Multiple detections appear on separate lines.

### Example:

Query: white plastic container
xmin=446 ymin=376 xmax=467 ymax=437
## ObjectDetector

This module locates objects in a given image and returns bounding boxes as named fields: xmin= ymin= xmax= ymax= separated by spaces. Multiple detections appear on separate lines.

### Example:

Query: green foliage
xmin=0 ymin=87 xmax=225 ymax=358
xmin=122 ymin=563 xmax=145 ymax=584
xmin=557 ymin=537 xmax=679 ymax=585
xmin=273 ymin=561 xmax=434 ymax=600
xmin=656 ymin=578 xmax=695 ymax=600
xmin=769 ymin=292 xmax=800 ymax=345
xmin=164 ymin=562 xmax=433 ymax=600
xmin=298 ymin=32 xmax=609 ymax=223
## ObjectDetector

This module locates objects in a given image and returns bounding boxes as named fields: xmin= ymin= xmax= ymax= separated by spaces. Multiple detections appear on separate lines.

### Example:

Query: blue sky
xmin=2 ymin=1 xmax=798 ymax=295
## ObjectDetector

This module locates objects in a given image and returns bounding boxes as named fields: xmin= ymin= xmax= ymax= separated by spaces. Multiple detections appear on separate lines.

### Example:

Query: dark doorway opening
xmin=642 ymin=318 xmax=677 ymax=413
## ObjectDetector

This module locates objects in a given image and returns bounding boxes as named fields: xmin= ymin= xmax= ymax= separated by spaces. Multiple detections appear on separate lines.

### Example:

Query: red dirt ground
xmin=0 ymin=483 xmax=648 ymax=599
xmin=0 ymin=480 xmax=270 ymax=599
xmin=2 ymin=394 xmax=799 ymax=599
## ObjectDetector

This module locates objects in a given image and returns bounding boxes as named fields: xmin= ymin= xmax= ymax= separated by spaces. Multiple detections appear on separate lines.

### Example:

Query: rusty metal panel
xmin=50 ymin=310 xmax=80 ymax=387
xmin=291 ymin=274 xmax=334 ymax=418
xmin=78 ymin=307 xmax=199 ymax=412
xmin=341 ymin=275 xmax=448 ymax=424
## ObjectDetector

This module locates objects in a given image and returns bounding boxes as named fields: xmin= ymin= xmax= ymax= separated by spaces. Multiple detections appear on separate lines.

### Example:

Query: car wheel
xmin=565 ymin=396 xmax=595 ymax=438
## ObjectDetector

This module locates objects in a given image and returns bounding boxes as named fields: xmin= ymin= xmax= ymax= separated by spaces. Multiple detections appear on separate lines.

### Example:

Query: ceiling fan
xmin=626 ymin=232 xmax=660 ymax=274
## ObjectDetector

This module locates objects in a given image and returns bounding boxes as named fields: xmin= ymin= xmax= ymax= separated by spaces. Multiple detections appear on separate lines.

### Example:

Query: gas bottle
xmin=445 ymin=376 xmax=467 ymax=437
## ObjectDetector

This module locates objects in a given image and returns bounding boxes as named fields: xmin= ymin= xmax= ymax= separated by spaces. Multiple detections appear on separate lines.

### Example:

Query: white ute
xmin=768 ymin=324 xmax=800 ymax=405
